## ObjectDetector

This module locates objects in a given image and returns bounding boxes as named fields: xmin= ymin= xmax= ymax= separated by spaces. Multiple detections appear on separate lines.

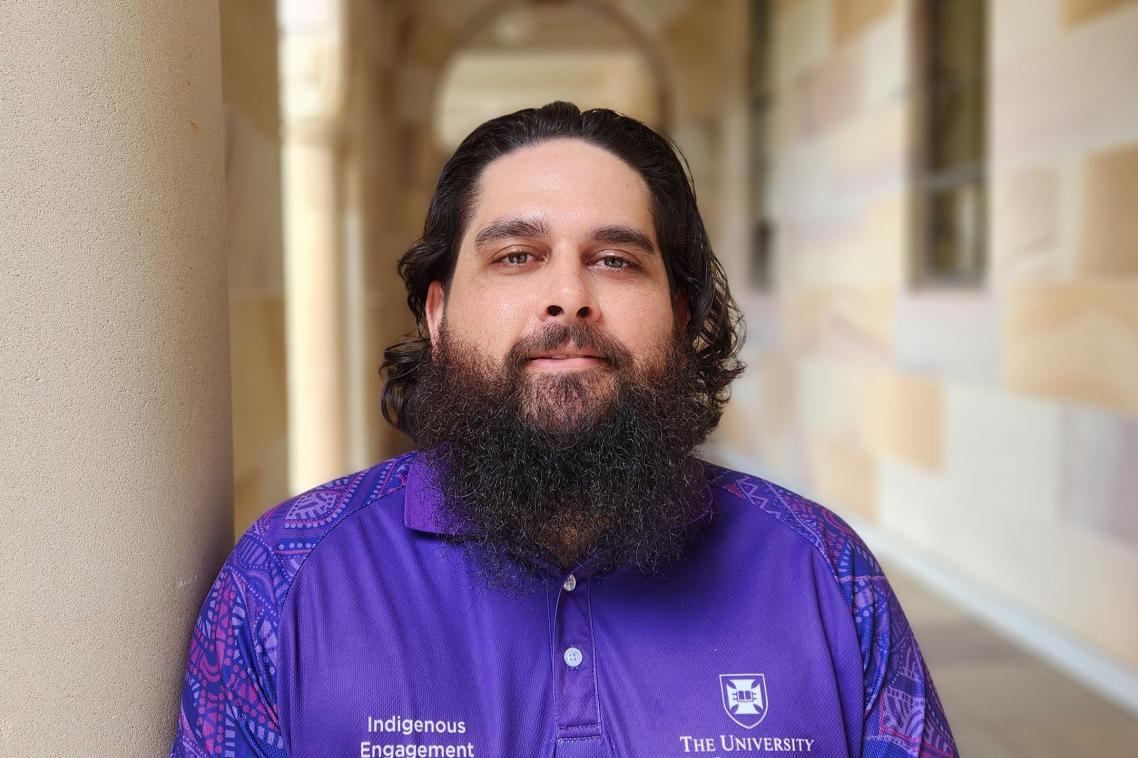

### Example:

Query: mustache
xmin=504 ymin=322 xmax=634 ymax=372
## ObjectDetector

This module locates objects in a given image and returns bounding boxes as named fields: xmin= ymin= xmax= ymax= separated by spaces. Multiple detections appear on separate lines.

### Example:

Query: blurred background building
xmin=3 ymin=0 xmax=1137 ymax=754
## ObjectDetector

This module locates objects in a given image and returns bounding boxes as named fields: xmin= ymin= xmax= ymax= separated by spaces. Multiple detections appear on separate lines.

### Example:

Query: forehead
xmin=466 ymin=138 xmax=654 ymax=238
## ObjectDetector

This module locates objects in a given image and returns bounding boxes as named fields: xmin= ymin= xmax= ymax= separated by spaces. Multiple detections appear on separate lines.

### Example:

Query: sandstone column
xmin=280 ymin=0 xmax=351 ymax=493
xmin=0 ymin=2 xmax=230 ymax=754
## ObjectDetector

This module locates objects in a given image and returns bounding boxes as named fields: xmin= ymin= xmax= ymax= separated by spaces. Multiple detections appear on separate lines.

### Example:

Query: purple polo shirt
xmin=171 ymin=452 xmax=956 ymax=757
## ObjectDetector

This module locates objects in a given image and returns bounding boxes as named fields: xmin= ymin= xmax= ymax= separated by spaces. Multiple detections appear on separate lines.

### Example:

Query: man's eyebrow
xmin=589 ymin=225 xmax=657 ymax=256
xmin=473 ymin=217 xmax=551 ymax=251
xmin=471 ymin=218 xmax=657 ymax=257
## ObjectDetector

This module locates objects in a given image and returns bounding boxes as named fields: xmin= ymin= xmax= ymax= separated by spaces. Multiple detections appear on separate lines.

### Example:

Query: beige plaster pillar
xmin=280 ymin=0 xmax=351 ymax=492
xmin=0 ymin=2 xmax=230 ymax=755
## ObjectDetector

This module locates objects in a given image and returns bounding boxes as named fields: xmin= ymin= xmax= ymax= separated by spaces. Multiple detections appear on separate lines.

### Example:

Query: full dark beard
xmin=405 ymin=321 xmax=716 ymax=587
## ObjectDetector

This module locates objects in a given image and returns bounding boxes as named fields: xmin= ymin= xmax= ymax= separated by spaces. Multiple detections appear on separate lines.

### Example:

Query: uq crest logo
xmin=719 ymin=674 xmax=768 ymax=729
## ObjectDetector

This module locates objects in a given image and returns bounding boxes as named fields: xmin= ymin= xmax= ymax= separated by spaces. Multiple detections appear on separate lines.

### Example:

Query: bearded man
xmin=170 ymin=103 xmax=957 ymax=758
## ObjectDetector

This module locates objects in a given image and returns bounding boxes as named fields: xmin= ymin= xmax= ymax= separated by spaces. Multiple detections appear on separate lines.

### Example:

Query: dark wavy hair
xmin=381 ymin=102 xmax=744 ymax=440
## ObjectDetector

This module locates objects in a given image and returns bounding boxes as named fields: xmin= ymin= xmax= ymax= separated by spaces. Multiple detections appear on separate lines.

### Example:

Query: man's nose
xmin=546 ymin=303 xmax=592 ymax=318
xmin=541 ymin=262 xmax=597 ymax=322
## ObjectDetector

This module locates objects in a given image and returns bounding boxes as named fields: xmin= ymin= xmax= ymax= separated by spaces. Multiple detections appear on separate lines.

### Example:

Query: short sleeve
xmin=170 ymin=532 xmax=289 ymax=758
xmin=850 ymin=550 xmax=958 ymax=757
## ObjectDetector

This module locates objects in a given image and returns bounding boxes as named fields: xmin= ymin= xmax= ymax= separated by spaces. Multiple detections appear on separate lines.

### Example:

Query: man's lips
xmin=525 ymin=351 xmax=609 ymax=370
xmin=529 ymin=352 xmax=606 ymax=360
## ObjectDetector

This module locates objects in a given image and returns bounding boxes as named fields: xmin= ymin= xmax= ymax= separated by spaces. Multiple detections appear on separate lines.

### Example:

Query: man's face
xmin=425 ymin=138 xmax=683 ymax=428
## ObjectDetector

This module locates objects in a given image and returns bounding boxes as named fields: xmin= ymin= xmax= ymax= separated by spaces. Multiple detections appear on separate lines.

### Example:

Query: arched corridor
xmin=4 ymin=0 xmax=1138 ymax=754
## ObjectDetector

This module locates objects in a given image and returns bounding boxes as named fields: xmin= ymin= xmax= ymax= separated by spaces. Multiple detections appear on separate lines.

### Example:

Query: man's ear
xmin=425 ymin=281 xmax=446 ymax=342
xmin=672 ymin=290 xmax=691 ymax=333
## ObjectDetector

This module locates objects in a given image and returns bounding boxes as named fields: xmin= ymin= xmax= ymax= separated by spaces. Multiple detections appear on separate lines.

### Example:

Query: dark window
xmin=749 ymin=0 xmax=774 ymax=291
xmin=914 ymin=0 xmax=987 ymax=285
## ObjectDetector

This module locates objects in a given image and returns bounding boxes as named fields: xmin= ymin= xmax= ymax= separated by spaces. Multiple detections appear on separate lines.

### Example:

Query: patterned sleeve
xmin=169 ymin=459 xmax=410 ymax=756
xmin=170 ymin=528 xmax=289 ymax=758
xmin=845 ymin=530 xmax=958 ymax=757
xmin=760 ymin=481 xmax=958 ymax=758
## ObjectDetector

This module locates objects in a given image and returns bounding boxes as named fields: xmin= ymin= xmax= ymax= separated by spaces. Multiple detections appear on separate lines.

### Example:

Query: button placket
xmin=553 ymin=573 xmax=600 ymax=739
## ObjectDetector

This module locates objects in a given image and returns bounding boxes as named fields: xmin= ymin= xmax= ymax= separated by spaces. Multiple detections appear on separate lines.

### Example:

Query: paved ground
xmin=887 ymin=565 xmax=1138 ymax=757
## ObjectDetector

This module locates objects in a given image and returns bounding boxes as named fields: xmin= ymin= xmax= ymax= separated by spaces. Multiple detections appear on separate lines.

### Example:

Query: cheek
xmin=444 ymin=284 xmax=534 ymax=358
xmin=608 ymin=290 xmax=677 ymax=350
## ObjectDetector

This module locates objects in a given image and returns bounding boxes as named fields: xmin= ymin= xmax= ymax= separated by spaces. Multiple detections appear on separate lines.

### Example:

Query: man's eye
xmin=599 ymin=255 xmax=631 ymax=269
xmin=503 ymin=252 xmax=531 ymax=266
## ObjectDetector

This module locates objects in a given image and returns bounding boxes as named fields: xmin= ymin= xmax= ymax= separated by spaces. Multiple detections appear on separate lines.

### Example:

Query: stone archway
xmin=432 ymin=0 xmax=673 ymax=152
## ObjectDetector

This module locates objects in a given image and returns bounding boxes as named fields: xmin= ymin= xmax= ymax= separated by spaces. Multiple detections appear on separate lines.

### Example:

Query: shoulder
xmin=705 ymin=463 xmax=893 ymax=641
xmin=171 ymin=453 xmax=418 ymax=755
xmin=706 ymin=464 xmax=959 ymax=755
xmin=706 ymin=463 xmax=884 ymax=599
xmin=233 ymin=451 xmax=417 ymax=609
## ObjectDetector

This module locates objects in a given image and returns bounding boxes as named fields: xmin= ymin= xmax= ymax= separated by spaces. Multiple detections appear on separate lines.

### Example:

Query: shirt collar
xmin=403 ymin=452 xmax=461 ymax=536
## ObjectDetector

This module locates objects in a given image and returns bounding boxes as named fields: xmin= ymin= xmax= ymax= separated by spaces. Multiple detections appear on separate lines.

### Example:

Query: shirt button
xmin=563 ymin=646 xmax=583 ymax=668
xmin=562 ymin=574 xmax=577 ymax=592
